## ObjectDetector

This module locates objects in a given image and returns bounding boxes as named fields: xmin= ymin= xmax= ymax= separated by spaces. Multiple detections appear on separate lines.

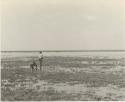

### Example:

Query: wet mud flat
xmin=1 ymin=56 xmax=125 ymax=101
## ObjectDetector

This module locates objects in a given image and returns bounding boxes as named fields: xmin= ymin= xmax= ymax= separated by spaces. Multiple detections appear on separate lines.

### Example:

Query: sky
xmin=1 ymin=0 xmax=125 ymax=51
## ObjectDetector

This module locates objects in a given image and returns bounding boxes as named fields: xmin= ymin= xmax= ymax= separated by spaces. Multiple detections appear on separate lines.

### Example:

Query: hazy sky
xmin=1 ymin=0 xmax=125 ymax=50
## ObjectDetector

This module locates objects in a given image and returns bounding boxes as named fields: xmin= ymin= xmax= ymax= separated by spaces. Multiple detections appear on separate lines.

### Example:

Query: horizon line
xmin=1 ymin=50 xmax=125 ymax=52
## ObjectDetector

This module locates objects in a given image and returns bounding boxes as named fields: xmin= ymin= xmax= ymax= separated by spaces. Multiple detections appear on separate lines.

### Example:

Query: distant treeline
xmin=1 ymin=50 xmax=125 ymax=53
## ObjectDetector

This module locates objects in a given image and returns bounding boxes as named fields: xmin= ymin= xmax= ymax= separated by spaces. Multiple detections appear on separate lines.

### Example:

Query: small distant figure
xmin=30 ymin=60 xmax=37 ymax=72
xmin=39 ymin=51 xmax=43 ymax=71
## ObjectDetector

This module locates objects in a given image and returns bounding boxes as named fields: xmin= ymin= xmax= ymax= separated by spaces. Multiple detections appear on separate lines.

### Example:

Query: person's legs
xmin=30 ymin=64 xmax=33 ymax=72
xmin=36 ymin=64 xmax=37 ymax=70
xmin=39 ymin=58 xmax=43 ymax=71
xmin=39 ymin=59 xmax=41 ymax=71
xmin=41 ymin=62 xmax=42 ymax=71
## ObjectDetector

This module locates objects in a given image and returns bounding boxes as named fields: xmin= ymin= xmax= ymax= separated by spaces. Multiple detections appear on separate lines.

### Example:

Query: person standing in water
xmin=39 ymin=51 xmax=43 ymax=71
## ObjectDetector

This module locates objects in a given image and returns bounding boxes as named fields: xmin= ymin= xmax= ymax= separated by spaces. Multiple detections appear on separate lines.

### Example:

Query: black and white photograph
xmin=1 ymin=0 xmax=125 ymax=101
